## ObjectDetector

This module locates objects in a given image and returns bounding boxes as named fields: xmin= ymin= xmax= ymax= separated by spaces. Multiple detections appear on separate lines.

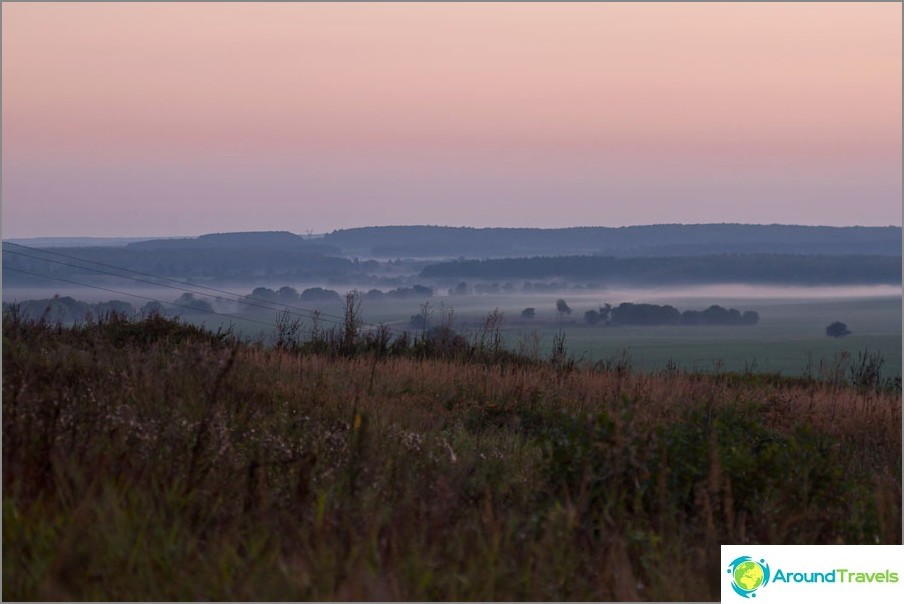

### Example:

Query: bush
xmin=826 ymin=321 xmax=851 ymax=338
xmin=174 ymin=293 xmax=214 ymax=313
xmin=299 ymin=287 xmax=342 ymax=303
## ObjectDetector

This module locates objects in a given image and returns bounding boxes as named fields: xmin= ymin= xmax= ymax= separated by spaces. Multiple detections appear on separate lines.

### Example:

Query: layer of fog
xmin=3 ymin=281 xmax=900 ymax=307
xmin=538 ymin=283 xmax=903 ymax=304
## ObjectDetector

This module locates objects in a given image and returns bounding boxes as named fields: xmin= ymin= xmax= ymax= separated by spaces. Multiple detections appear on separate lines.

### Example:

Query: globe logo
xmin=727 ymin=556 xmax=771 ymax=598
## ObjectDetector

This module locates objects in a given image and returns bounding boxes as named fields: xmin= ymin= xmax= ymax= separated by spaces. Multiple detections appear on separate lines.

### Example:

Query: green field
xmin=504 ymin=297 xmax=903 ymax=377
xmin=7 ymin=282 xmax=897 ymax=379
xmin=182 ymin=290 xmax=901 ymax=380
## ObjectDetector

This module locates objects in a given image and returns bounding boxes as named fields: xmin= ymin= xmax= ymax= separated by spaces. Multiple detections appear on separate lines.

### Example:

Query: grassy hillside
xmin=2 ymin=312 xmax=901 ymax=600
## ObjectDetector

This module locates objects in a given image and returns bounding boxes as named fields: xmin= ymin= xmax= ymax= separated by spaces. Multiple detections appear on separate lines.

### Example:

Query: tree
xmin=300 ymin=287 xmax=342 ymax=303
xmin=387 ymin=285 xmax=434 ymax=299
xmin=277 ymin=286 xmax=300 ymax=303
xmin=174 ymin=293 xmax=213 ymax=313
xmin=409 ymin=314 xmax=428 ymax=330
xmin=521 ymin=307 xmax=536 ymax=319
xmin=599 ymin=303 xmax=612 ymax=324
xmin=362 ymin=289 xmax=385 ymax=302
xmin=250 ymin=287 xmax=278 ymax=301
xmin=826 ymin=321 xmax=851 ymax=338
xmin=610 ymin=302 xmax=680 ymax=326
xmin=584 ymin=309 xmax=601 ymax=325
xmin=449 ymin=281 xmax=469 ymax=296
xmin=141 ymin=301 xmax=166 ymax=317
xmin=555 ymin=299 xmax=572 ymax=320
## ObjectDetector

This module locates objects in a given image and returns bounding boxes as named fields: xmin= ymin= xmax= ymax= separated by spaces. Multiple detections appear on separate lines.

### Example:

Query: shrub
xmin=826 ymin=321 xmax=851 ymax=338
xmin=299 ymin=287 xmax=342 ymax=303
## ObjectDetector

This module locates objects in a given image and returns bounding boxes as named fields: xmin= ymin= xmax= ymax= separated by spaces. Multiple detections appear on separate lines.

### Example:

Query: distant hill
xmin=3 ymin=236 xmax=176 ymax=248
xmin=127 ymin=231 xmax=337 ymax=252
xmin=421 ymin=254 xmax=903 ymax=286
xmin=9 ymin=225 xmax=900 ymax=258
xmin=5 ymin=226 xmax=901 ymax=288
xmin=1 ymin=231 xmax=350 ymax=286
xmin=323 ymin=224 xmax=903 ymax=258
xmin=1 ymin=243 xmax=357 ymax=286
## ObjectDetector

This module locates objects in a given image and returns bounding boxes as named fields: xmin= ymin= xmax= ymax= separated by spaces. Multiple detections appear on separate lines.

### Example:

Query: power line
xmin=2 ymin=247 xmax=349 ymax=329
xmin=2 ymin=265 xmax=290 ymax=332
xmin=2 ymin=243 xmax=409 ymax=335
xmin=1 ymin=241 xmax=359 ymax=327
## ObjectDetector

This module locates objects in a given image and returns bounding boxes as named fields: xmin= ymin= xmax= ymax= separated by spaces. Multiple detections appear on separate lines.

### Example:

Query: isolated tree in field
xmin=555 ymin=299 xmax=572 ymax=321
xmin=584 ymin=309 xmax=601 ymax=325
xmin=826 ymin=321 xmax=851 ymax=338
xmin=521 ymin=307 xmax=536 ymax=319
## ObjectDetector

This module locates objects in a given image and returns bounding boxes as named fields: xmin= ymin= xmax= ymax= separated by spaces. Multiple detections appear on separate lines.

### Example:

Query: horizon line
xmin=4 ymin=221 xmax=903 ymax=241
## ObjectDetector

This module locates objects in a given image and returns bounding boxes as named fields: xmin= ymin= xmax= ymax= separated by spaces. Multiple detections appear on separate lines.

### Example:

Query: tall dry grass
xmin=2 ymin=310 xmax=900 ymax=600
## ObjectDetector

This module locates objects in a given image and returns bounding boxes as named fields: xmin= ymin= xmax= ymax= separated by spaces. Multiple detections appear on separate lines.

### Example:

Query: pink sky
xmin=2 ymin=2 xmax=901 ymax=237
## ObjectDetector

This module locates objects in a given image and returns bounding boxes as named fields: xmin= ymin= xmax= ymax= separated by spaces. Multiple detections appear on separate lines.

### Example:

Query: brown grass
xmin=2 ymin=312 xmax=900 ymax=600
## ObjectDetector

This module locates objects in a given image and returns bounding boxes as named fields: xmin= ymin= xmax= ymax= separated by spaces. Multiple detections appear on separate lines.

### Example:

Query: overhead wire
xmin=3 ymin=247 xmax=354 ymax=330
xmin=2 ymin=241 xmax=358 ymax=326
xmin=2 ymin=242 xmax=418 ymax=335
xmin=2 ymin=265 xmax=279 ymax=331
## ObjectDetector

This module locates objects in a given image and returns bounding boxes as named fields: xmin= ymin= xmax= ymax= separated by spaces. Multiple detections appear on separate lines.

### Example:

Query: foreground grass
xmin=2 ymin=313 xmax=901 ymax=600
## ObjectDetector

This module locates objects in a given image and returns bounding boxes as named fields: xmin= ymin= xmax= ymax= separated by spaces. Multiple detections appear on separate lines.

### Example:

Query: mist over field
xmin=5 ymin=282 xmax=901 ymax=306
xmin=2 ymin=2 xmax=901 ymax=599
xmin=3 ymin=225 xmax=901 ymax=379
xmin=4 ymin=228 xmax=901 ymax=599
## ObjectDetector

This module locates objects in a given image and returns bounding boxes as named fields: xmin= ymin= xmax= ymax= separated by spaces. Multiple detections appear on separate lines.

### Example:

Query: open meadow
xmin=2 ymin=310 xmax=900 ymax=600
xmin=159 ymin=286 xmax=902 ymax=381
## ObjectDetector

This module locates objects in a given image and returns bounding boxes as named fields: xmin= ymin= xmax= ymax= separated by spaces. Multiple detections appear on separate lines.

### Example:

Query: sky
xmin=2 ymin=2 xmax=901 ymax=238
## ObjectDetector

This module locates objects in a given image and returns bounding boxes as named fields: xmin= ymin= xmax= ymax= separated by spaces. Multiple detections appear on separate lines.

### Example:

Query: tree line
xmin=243 ymin=285 xmax=433 ymax=307
xmin=604 ymin=303 xmax=760 ymax=326
xmin=525 ymin=300 xmax=760 ymax=326
xmin=323 ymin=224 xmax=903 ymax=258
xmin=421 ymin=254 xmax=902 ymax=285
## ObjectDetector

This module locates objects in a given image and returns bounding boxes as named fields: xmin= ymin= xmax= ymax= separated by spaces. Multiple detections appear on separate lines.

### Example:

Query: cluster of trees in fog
xmin=243 ymin=285 xmax=433 ymax=308
xmin=448 ymin=281 xmax=582 ymax=295
xmin=1 ymin=293 xmax=234 ymax=322
xmin=521 ymin=301 xmax=760 ymax=326
xmin=3 ymin=281 xmax=439 ymax=323
xmin=605 ymin=303 xmax=760 ymax=326
xmin=3 ymin=297 xmax=147 ymax=322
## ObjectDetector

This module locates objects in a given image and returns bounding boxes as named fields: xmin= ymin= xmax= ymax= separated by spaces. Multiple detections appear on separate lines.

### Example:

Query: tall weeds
xmin=2 ymin=311 xmax=900 ymax=601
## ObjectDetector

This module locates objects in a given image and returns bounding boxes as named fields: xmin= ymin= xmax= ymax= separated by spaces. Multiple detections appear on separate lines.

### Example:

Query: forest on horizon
xmin=3 ymin=224 xmax=901 ymax=288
